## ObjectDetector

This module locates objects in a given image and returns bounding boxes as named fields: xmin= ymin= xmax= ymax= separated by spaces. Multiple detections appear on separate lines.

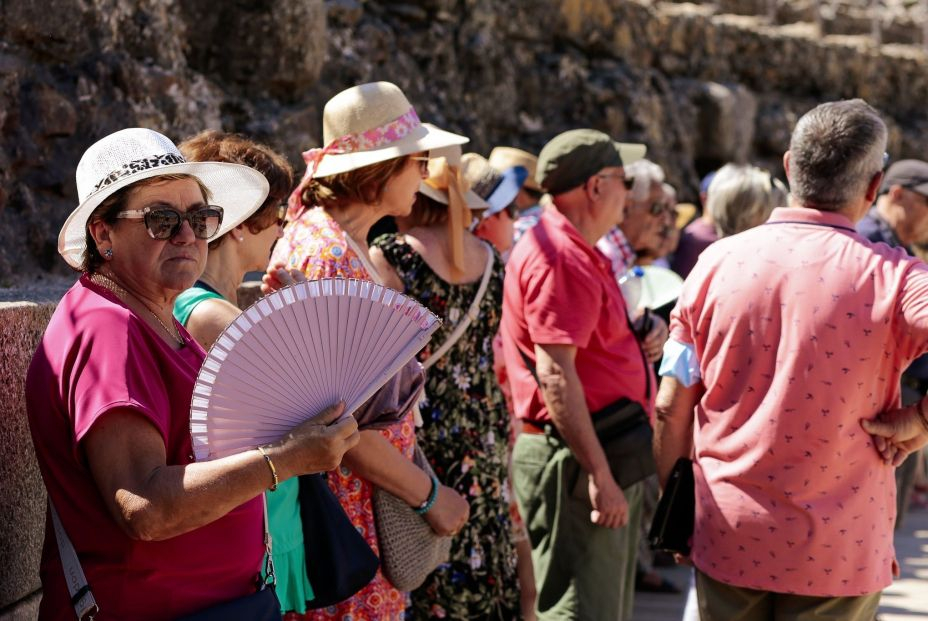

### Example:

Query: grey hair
xmin=707 ymin=164 xmax=789 ymax=237
xmin=661 ymin=182 xmax=677 ymax=204
xmin=787 ymin=99 xmax=887 ymax=211
xmin=625 ymin=159 xmax=665 ymax=202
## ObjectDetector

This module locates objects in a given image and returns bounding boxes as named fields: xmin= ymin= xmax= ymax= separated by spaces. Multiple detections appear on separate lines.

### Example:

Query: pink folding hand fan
xmin=189 ymin=278 xmax=440 ymax=461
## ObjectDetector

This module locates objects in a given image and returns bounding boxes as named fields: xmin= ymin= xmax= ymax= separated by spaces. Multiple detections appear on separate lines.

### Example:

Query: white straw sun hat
xmin=59 ymin=127 xmax=269 ymax=269
xmin=299 ymin=81 xmax=469 ymax=180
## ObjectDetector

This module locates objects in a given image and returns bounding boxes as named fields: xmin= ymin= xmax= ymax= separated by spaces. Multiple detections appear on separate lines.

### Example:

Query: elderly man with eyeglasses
xmin=597 ymin=159 xmax=669 ymax=276
xmin=502 ymin=128 xmax=659 ymax=621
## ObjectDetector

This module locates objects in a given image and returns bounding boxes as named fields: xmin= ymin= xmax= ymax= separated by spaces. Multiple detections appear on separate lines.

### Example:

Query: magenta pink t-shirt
xmin=670 ymin=207 xmax=928 ymax=596
xmin=501 ymin=208 xmax=652 ymax=423
xmin=26 ymin=276 xmax=264 ymax=620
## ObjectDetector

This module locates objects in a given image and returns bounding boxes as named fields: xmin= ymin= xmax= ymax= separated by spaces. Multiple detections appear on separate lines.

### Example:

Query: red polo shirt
xmin=501 ymin=208 xmax=652 ymax=423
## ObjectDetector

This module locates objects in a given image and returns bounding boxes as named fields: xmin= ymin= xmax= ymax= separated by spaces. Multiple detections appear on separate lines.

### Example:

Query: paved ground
xmin=881 ymin=504 xmax=928 ymax=621
xmin=633 ymin=505 xmax=928 ymax=620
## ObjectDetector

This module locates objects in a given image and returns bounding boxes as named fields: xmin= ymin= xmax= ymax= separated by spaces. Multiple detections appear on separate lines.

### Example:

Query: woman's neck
xmin=198 ymin=244 xmax=245 ymax=304
xmin=331 ymin=202 xmax=383 ymax=255
xmin=93 ymin=268 xmax=186 ymax=348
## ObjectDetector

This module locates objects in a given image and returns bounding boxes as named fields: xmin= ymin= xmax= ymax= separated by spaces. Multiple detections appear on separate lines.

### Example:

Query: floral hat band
xmin=287 ymin=106 xmax=424 ymax=220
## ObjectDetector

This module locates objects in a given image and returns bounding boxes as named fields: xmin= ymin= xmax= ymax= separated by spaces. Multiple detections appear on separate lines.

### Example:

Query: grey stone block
xmin=0 ymin=301 xmax=56 ymax=610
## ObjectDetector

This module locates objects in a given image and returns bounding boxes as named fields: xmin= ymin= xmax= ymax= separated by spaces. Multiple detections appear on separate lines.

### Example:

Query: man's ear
xmin=887 ymin=184 xmax=905 ymax=203
xmin=783 ymin=151 xmax=791 ymax=181
xmin=583 ymin=175 xmax=599 ymax=202
xmin=865 ymin=171 xmax=884 ymax=204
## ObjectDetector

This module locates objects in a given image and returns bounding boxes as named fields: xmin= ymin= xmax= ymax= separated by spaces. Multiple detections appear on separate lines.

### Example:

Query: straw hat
xmin=58 ymin=128 xmax=269 ymax=270
xmin=461 ymin=153 xmax=528 ymax=218
xmin=488 ymin=146 xmax=541 ymax=193
xmin=305 ymin=82 xmax=468 ymax=180
xmin=415 ymin=143 xmax=486 ymax=276
xmin=418 ymin=142 xmax=488 ymax=210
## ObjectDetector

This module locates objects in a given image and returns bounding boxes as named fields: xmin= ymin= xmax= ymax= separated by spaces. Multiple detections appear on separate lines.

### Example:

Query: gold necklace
xmin=90 ymin=272 xmax=186 ymax=348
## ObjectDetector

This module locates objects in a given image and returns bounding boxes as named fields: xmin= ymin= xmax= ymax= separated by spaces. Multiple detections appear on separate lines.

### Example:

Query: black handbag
xmin=176 ymin=586 xmax=281 ymax=621
xmin=647 ymin=457 xmax=695 ymax=555
xmin=298 ymin=473 xmax=380 ymax=609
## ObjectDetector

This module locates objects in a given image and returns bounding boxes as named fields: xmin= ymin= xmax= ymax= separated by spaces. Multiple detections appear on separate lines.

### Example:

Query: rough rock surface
xmin=1 ymin=0 xmax=928 ymax=287
xmin=0 ymin=302 xmax=55 ymax=609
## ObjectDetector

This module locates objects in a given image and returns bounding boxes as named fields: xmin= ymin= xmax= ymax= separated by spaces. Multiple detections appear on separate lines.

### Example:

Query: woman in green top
xmin=171 ymin=130 xmax=312 ymax=615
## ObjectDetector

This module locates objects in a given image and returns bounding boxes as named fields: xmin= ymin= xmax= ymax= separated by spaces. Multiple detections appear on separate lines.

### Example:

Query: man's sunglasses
xmin=595 ymin=173 xmax=635 ymax=191
xmin=116 ymin=205 xmax=224 ymax=240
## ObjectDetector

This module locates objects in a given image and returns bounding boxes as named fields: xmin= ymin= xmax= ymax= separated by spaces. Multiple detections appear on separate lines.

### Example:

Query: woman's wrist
xmin=413 ymin=473 xmax=440 ymax=515
xmin=256 ymin=446 xmax=279 ymax=491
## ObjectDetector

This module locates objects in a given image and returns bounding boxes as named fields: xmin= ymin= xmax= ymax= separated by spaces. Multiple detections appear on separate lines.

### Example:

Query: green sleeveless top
xmin=173 ymin=284 xmax=223 ymax=327
xmin=173 ymin=283 xmax=315 ymax=613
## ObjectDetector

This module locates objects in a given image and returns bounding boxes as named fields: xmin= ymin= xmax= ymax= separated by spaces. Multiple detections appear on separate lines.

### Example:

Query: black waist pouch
xmin=591 ymin=398 xmax=657 ymax=489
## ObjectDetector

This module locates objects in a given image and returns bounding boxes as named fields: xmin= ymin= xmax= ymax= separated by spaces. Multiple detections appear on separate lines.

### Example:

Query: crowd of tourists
xmin=24 ymin=80 xmax=928 ymax=621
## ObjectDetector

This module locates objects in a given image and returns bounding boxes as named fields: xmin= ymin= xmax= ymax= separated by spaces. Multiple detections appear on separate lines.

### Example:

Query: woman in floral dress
xmin=371 ymin=149 xmax=520 ymax=620
xmin=263 ymin=82 xmax=470 ymax=621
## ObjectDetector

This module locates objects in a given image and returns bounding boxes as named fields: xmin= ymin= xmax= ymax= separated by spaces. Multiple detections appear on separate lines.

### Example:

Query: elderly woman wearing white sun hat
xmin=25 ymin=127 xmax=360 ymax=621
xmin=264 ymin=82 xmax=472 ymax=621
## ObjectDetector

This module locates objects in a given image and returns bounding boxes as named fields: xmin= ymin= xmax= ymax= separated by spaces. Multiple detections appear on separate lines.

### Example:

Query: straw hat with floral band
xmin=288 ymin=82 xmax=468 ymax=220
xmin=59 ymin=127 xmax=269 ymax=270
xmin=416 ymin=142 xmax=489 ymax=275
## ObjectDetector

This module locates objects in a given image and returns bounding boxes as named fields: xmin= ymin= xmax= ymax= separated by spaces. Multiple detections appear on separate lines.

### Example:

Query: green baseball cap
xmin=536 ymin=129 xmax=646 ymax=195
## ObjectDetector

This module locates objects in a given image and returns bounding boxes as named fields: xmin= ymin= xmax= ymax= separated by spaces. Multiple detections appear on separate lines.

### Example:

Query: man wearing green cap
xmin=501 ymin=129 xmax=652 ymax=620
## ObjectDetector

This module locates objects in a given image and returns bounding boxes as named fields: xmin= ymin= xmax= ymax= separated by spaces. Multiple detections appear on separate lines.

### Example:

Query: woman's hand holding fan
xmin=260 ymin=402 xmax=360 ymax=481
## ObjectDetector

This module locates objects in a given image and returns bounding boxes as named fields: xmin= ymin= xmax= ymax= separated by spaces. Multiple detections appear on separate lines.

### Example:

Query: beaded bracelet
xmin=256 ymin=446 xmax=279 ymax=492
xmin=413 ymin=473 xmax=439 ymax=515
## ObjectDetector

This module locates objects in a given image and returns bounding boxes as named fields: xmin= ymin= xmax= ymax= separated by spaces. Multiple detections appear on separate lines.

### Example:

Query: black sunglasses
xmin=595 ymin=173 xmax=635 ymax=191
xmin=116 ymin=204 xmax=225 ymax=240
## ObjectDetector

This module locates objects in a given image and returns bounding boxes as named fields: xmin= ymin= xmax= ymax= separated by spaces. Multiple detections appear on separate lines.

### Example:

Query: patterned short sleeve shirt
xmin=670 ymin=207 xmax=928 ymax=597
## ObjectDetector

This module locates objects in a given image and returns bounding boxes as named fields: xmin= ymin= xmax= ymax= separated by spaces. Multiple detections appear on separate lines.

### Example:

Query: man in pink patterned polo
xmin=654 ymin=99 xmax=928 ymax=620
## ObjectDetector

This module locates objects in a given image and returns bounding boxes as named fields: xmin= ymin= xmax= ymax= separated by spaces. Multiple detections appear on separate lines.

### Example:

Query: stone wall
xmin=3 ymin=1 xmax=928 ymax=289
xmin=0 ymin=300 xmax=56 ymax=618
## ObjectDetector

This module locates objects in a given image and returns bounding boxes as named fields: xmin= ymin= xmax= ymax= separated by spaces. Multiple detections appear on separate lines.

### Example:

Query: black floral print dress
xmin=373 ymin=233 xmax=519 ymax=621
